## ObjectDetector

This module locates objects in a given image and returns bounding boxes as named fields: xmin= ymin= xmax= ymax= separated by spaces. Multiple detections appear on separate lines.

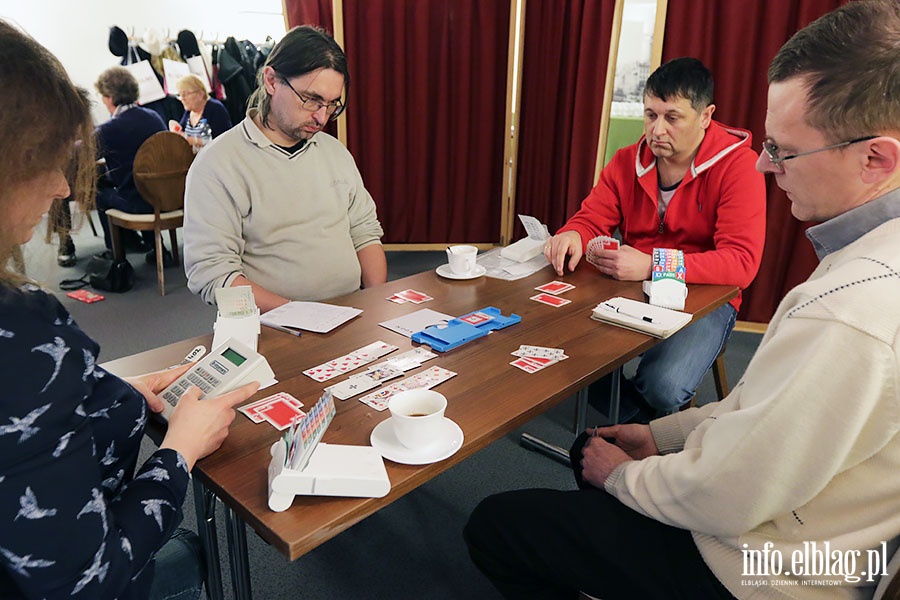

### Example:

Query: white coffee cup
xmin=388 ymin=389 xmax=447 ymax=450
xmin=446 ymin=245 xmax=478 ymax=275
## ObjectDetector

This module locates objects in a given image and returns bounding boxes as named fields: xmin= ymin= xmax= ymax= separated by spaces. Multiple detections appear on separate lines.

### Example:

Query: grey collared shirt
xmin=806 ymin=187 xmax=900 ymax=260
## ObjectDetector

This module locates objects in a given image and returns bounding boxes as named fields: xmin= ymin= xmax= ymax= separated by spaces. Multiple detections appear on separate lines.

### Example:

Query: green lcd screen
xmin=221 ymin=347 xmax=247 ymax=367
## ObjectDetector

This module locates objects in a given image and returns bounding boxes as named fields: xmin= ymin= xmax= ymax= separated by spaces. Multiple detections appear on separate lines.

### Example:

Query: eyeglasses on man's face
xmin=279 ymin=75 xmax=345 ymax=121
xmin=761 ymin=135 xmax=877 ymax=171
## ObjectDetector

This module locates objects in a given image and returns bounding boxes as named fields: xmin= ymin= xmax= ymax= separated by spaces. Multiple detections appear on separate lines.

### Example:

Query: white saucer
xmin=370 ymin=417 xmax=464 ymax=465
xmin=436 ymin=263 xmax=486 ymax=280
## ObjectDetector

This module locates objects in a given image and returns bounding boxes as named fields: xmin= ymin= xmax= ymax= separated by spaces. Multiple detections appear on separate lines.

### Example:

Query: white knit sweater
xmin=606 ymin=217 xmax=900 ymax=599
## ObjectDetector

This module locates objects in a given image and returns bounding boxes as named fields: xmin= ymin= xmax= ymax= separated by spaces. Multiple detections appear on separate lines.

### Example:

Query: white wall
xmin=0 ymin=0 xmax=286 ymax=123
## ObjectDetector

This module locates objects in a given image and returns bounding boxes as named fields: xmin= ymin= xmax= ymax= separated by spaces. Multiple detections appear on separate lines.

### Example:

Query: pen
xmin=602 ymin=302 xmax=654 ymax=323
xmin=264 ymin=322 xmax=303 ymax=337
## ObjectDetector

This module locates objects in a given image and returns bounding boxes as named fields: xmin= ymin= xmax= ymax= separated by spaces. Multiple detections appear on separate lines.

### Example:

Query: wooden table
xmin=104 ymin=264 xmax=736 ymax=599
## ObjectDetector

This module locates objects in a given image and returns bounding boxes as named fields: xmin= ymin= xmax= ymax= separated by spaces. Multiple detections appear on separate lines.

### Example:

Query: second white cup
xmin=388 ymin=389 xmax=447 ymax=450
xmin=446 ymin=245 xmax=478 ymax=275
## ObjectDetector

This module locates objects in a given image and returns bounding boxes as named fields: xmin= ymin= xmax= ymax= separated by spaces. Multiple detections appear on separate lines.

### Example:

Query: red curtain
xmin=662 ymin=0 xmax=848 ymax=322
xmin=283 ymin=0 xmax=334 ymax=34
xmin=513 ymin=0 xmax=616 ymax=240
xmin=341 ymin=0 xmax=511 ymax=244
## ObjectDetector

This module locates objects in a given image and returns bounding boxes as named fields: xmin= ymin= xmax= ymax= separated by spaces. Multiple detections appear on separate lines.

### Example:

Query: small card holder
xmin=267 ymin=442 xmax=391 ymax=512
xmin=410 ymin=306 xmax=521 ymax=352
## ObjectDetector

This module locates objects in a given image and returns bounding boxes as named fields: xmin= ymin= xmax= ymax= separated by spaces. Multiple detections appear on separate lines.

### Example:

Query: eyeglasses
xmin=279 ymin=75 xmax=345 ymax=121
xmin=761 ymin=135 xmax=876 ymax=171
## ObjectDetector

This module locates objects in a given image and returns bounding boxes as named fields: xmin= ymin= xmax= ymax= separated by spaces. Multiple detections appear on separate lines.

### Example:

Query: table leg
xmin=609 ymin=367 xmax=621 ymax=425
xmin=224 ymin=505 xmax=253 ymax=600
xmin=193 ymin=479 xmax=224 ymax=600
xmin=573 ymin=388 xmax=589 ymax=433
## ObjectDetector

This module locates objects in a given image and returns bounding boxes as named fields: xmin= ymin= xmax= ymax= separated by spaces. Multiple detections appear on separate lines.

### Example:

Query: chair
xmin=105 ymin=131 xmax=193 ymax=296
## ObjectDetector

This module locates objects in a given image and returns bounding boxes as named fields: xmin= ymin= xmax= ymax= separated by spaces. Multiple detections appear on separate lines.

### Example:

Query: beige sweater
xmin=606 ymin=217 xmax=900 ymax=599
xmin=184 ymin=111 xmax=384 ymax=305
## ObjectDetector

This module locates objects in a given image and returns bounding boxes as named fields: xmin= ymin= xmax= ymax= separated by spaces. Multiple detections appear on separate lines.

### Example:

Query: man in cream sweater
xmin=465 ymin=2 xmax=900 ymax=598
xmin=184 ymin=26 xmax=386 ymax=312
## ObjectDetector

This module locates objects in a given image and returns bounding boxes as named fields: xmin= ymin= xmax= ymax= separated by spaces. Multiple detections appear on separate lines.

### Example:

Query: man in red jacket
xmin=545 ymin=57 xmax=766 ymax=421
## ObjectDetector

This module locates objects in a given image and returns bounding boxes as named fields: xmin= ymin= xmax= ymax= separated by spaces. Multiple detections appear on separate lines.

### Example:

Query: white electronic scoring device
xmin=158 ymin=337 xmax=274 ymax=420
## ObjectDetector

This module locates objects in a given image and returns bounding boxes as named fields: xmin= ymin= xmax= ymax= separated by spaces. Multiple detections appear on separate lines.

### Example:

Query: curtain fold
xmin=283 ymin=0 xmax=334 ymax=34
xmin=341 ymin=0 xmax=510 ymax=244
xmin=662 ymin=0 xmax=848 ymax=322
xmin=513 ymin=0 xmax=617 ymax=240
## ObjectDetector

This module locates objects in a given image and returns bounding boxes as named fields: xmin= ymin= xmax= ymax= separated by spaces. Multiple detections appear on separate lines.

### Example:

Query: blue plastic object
xmin=410 ymin=306 xmax=521 ymax=352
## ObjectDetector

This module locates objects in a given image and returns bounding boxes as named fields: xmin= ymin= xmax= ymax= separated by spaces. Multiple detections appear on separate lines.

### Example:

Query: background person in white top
xmin=465 ymin=1 xmax=900 ymax=598
xmin=184 ymin=26 xmax=386 ymax=312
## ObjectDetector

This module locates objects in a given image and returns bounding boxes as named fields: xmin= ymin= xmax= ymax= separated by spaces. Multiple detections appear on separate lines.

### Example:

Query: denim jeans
xmin=148 ymin=528 xmax=205 ymax=600
xmin=593 ymin=303 xmax=737 ymax=421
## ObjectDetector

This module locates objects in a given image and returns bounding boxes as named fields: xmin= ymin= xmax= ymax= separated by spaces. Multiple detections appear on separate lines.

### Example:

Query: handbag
xmin=60 ymin=255 xmax=134 ymax=293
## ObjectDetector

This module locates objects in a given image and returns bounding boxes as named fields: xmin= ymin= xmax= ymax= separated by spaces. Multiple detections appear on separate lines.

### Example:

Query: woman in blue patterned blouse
xmin=0 ymin=21 xmax=259 ymax=600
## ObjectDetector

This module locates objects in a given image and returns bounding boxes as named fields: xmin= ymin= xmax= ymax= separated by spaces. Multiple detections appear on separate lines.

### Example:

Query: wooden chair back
xmin=133 ymin=131 xmax=194 ymax=214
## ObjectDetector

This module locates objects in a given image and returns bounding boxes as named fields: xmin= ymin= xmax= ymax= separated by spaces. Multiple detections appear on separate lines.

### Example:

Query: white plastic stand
xmin=643 ymin=279 xmax=688 ymax=311
xmin=267 ymin=442 xmax=391 ymax=512
xmin=213 ymin=308 xmax=261 ymax=351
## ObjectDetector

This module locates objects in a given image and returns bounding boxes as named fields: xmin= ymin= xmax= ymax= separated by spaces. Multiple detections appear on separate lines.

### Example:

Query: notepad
xmin=591 ymin=297 xmax=692 ymax=339
xmin=260 ymin=301 xmax=362 ymax=334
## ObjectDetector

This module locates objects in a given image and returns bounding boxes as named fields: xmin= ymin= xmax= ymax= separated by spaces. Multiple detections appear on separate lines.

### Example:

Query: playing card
xmin=372 ymin=347 xmax=438 ymax=372
xmin=512 ymin=345 xmax=568 ymax=360
xmin=534 ymin=281 xmax=575 ymax=295
xmin=401 ymin=366 xmax=457 ymax=390
xmin=530 ymin=293 xmax=572 ymax=307
xmin=460 ymin=311 xmax=494 ymax=325
xmin=395 ymin=289 xmax=433 ymax=304
xmin=386 ymin=294 xmax=408 ymax=304
xmin=239 ymin=392 xmax=304 ymax=423
xmin=351 ymin=341 xmax=398 ymax=361
xmin=358 ymin=383 xmax=405 ymax=411
xmin=328 ymin=376 xmax=380 ymax=400
xmin=259 ymin=400 xmax=306 ymax=430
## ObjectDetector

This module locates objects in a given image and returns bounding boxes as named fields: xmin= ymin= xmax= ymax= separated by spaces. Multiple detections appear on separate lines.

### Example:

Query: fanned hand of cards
xmin=585 ymin=235 xmax=620 ymax=269
xmin=509 ymin=345 xmax=568 ymax=373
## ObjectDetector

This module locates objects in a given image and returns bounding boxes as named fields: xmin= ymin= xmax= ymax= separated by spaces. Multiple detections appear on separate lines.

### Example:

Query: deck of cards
xmin=509 ymin=345 xmax=568 ymax=373
xmin=387 ymin=289 xmax=433 ymax=304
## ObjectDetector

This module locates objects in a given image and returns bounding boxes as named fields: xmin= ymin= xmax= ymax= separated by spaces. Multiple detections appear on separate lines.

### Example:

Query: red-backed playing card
xmin=396 ymin=289 xmax=433 ymax=303
xmin=258 ymin=400 xmax=306 ymax=430
xmin=535 ymin=281 xmax=575 ymax=295
xmin=530 ymin=293 xmax=572 ymax=307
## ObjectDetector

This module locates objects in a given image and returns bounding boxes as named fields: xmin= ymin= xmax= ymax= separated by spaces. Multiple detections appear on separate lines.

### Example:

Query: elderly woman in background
xmin=170 ymin=73 xmax=233 ymax=145
xmin=0 ymin=20 xmax=258 ymax=600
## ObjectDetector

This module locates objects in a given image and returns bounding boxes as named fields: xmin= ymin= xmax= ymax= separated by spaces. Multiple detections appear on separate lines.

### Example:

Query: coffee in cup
xmin=388 ymin=389 xmax=447 ymax=449
xmin=446 ymin=245 xmax=478 ymax=275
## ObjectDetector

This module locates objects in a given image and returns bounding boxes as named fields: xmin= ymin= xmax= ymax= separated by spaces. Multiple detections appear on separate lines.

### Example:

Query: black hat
xmin=177 ymin=29 xmax=201 ymax=59
xmin=108 ymin=26 xmax=128 ymax=57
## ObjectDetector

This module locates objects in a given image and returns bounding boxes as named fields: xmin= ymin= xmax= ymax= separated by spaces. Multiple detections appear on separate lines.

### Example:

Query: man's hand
xmin=543 ymin=231 xmax=583 ymax=276
xmin=588 ymin=245 xmax=652 ymax=281
xmin=579 ymin=423 xmax=659 ymax=487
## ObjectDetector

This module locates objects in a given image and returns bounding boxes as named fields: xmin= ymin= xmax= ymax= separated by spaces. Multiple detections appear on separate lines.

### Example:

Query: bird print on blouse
xmin=52 ymin=430 xmax=75 ymax=458
xmin=0 ymin=403 xmax=50 ymax=443
xmin=0 ymin=545 xmax=55 ymax=577
xmin=71 ymin=543 xmax=109 ymax=594
xmin=31 ymin=336 xmax=69 ymax=393
xmin=141 ymin=498 xmax=175 ymax=530
xmin=14 ymin=487 xmax=57 ymax=521
xmin=77 ymin=487 xmax=110 ymax=536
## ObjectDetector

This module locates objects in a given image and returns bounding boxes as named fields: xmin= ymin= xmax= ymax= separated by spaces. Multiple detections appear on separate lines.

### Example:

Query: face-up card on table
xmin=530 ymin=293 xmax=572 ymax=307
xmin=303 ymin=341 xmax=398 ymax=382
xmin=512 ymin=345 xmax=568 ymax=360
xmin=358 ymin=366 xmax=457 ymax=411
xmin=327 ymin=365 xmax=403 ymax=400
xmin=534 ymin=281 xmax=575 ymax=295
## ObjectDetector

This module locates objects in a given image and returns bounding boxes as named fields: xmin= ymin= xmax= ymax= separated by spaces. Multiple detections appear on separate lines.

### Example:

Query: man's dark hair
xmin=768 ymin=0 xmax=900 ymax=143
xmin=644 ymin=57 xmax=714 ymax=112
xmin=251 ymin=25 xmax=350 ymax=127
xmin=94 ymin=66 xmax=139 ymax=106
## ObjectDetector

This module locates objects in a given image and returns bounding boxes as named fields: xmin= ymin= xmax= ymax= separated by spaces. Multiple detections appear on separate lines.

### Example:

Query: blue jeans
xmin=148 ymin=528 xmax=205 ymax=600
xmin=594 ymin=303 xmax=737 ymax=420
